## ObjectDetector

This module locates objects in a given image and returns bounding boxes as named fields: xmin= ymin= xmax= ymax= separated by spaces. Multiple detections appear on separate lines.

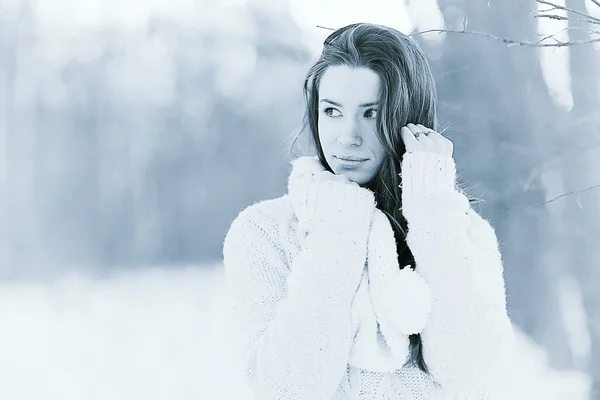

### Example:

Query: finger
xmin=416 ymin=124 xmax=451 ymax=153
xmin=415 ymin=124 xmax=437 ymax=148
xmin=410 ymin=125 xmax=433 ymax=145
xmin=401 ymin=126 xmax=419 ymax=150
xmin=416 ymin=124 xmax=435 ymax=135
xmin=406 ymin=123 xmax=422 ymax=137
xmin=416 ymin=123 xmax=442 ymax=141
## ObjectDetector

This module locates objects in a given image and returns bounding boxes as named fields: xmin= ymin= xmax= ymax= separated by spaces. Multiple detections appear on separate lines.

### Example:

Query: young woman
xmin=223 ymin=22 xmax=514 ymax=399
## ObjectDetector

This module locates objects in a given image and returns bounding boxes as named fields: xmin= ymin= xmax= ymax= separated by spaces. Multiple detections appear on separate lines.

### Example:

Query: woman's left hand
xmin=401 ymin=123 xmax=454 ymax=158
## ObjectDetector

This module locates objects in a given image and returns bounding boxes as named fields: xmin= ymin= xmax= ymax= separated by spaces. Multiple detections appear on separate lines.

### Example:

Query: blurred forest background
xmin=1 ymin=0 xmax=600 ymax=398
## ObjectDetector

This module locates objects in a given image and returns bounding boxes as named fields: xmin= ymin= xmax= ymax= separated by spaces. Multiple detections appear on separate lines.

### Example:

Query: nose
xmin=337 ymin=120 xmax=362 ymax=147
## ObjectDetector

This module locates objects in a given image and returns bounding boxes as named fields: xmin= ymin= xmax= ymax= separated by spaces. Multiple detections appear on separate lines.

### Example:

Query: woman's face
xmin=318 ymin=65 xmax=386 ymax=186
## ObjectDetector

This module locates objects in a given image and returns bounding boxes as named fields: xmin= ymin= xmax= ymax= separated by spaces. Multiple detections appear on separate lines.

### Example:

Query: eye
xmin=323 ymin=107 xmax=342 ymax=117
xmin=364 ymin=109 xmax=378 ymax=119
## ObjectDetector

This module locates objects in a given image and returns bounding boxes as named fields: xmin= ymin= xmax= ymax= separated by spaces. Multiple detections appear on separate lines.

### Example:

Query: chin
xmin=338 ymin=170 xmax=373 ymax=186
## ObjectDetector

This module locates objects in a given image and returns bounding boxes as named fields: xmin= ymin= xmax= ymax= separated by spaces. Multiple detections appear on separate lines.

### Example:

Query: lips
xmin=335 ymin=155 xmax=368 ymax=161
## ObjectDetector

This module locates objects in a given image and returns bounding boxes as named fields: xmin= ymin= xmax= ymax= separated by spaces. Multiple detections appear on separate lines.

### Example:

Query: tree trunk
xmin=564 ymin=0 xmax=600 ymax=395
xmin=433 ymin=0 xmax=572 ymax=369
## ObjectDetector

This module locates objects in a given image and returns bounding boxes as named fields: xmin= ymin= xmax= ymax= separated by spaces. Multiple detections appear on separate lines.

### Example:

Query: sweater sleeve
xmin=222 ymin=203 xmax=372 ymax=399
xmin=400 ymin=152 xmax=515 ymax=397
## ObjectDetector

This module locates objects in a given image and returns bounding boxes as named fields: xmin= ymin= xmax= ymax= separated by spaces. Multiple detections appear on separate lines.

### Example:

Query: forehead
xmin=319 ymin=66 xmax=380 ymax=105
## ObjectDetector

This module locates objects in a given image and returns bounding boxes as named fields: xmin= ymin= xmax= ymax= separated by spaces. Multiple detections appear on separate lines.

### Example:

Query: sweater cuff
xmin=308 ymin=181 xmax=376 ymax=236
xmin=401 ymin=152 xmax=456 ymax=201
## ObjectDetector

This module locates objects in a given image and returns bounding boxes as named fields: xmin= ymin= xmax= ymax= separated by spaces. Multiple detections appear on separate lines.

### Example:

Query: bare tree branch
xmin=535 ymin=0 xmax=600 ymax=23
xmin=319 ymin=0 xmax=600 ymax=49
xmin=534 ymin=33 xmax=561 ymax=46
xmin=408 ymin=0 xmax=600 ymax=49
xmin=502 ymin=183 xmax=600 ymax=212
xmin=534 ymin=10 xmax=600 ymax=25
xmin=409 ymin=28 xmax=600 ymax=47
xmin=534 ymin=14 xmax=599 ymax=26
xmin=535 ymin=14 xmax=570 ymax=21
xmin=537 ymin=7 xmax=558 ymax=13
xmin=533 ymin=27 xmax=575 ymax=45
xmin=536 ymin=25 xmax=597 ymax=48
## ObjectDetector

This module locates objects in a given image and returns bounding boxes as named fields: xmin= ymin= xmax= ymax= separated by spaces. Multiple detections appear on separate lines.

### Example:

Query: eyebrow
xmin=320 ymin=99 xmax=378 ymax=107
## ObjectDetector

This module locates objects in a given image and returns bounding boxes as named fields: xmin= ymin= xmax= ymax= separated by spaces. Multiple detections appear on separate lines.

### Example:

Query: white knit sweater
xmin=223 ymin=151 xmax=515 ymax=400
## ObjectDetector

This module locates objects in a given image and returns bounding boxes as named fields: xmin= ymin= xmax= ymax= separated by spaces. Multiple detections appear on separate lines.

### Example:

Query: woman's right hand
xmin=288 ymin=156 xmax=376 ymax=237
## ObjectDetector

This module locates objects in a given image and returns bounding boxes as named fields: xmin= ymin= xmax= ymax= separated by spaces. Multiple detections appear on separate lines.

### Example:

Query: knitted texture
xmin=223 ymin=151 xmax=514 ymax=399
xmin=287 ymin=156 xmax=432 ymax=373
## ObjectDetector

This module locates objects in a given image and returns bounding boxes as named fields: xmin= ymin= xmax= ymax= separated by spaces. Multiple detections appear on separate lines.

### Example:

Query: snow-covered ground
xmin=0 ymin=266 xmax=591 ymax=400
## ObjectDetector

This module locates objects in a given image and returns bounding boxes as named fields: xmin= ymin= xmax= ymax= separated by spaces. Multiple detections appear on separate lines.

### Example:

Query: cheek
xmin=375 ymin=144 xmax=386 ymax=161
xmin=317 ymin=121 xmax=336 ymax=146
xmin=366 ymin=133 xmax=385 ymax=157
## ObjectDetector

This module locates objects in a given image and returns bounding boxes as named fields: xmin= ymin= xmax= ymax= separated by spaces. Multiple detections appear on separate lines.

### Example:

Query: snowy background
xmin=0 ymin=266 xmax=592 ymax=399
xmin=1 ymin=0 xmax=599 ymax=398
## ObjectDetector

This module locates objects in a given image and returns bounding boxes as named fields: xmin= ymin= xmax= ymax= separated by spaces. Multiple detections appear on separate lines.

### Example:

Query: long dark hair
xmin=287 ymin=22 xmax=476 ymax=373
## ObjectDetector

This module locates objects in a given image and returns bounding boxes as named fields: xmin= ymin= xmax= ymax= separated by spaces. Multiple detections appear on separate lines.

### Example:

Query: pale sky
xmin=287 ymin=0 xmax=575 ymax=112
xmin=3 ymin=0 xmax=576 ymax=111
xmin=287 ymin=0 xmax=446 ymax=57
